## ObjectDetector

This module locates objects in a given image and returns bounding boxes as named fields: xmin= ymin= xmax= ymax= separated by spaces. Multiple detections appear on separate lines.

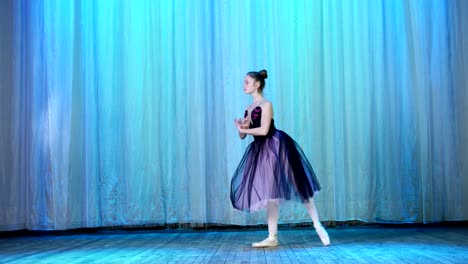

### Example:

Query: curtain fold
xmin=0 ymin=0 xmax=467 ymax=231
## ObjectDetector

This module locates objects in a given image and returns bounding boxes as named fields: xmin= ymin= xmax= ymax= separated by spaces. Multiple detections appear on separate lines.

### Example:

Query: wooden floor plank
xmin=0 ymin=226 xmax=467 ymax=263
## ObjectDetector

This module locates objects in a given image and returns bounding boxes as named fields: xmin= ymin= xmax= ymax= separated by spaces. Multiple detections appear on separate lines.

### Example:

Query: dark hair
xmin=247 ymin=69 xmax=268 ymax=91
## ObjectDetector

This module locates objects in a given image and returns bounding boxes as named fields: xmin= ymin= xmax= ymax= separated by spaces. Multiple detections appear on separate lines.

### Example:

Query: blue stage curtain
xmin=0 ymin=0 xmax=467 ymax=230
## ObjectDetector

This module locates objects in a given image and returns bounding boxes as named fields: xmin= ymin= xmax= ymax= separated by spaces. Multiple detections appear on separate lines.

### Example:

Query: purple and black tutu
xmin=230 ymin=106 xmax=321 ymax=212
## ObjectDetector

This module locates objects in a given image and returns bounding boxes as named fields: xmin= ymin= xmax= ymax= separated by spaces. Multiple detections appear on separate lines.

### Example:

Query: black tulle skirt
xmin=230 ymin=128 xmax=321 ymax=212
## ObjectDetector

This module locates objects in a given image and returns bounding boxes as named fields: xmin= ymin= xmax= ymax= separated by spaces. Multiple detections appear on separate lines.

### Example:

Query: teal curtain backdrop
xmin=1 ymin=0 xmax=467 ymax=230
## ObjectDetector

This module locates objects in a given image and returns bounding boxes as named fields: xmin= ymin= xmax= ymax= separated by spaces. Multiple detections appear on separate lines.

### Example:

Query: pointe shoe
xmin=314 ymin=224 xmax=330 ymax=246
xmin=252 ymin=234 xmax=279 ymax=248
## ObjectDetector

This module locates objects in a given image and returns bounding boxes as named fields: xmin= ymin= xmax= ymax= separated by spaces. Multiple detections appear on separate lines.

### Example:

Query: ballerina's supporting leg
xmin=304 ymin=198 xmax=330 ymax=246
xmin=252 ymin=201 xmax=279 ymax=248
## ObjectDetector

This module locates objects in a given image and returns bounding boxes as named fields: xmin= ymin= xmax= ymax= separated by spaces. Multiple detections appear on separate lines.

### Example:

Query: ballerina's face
xmin=243 ymin=75 xmax=259 ymax=94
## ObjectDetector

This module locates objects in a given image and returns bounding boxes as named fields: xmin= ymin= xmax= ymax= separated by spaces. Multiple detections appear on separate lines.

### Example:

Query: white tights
xmin=266 ymin=198 xmax=322 ymax=236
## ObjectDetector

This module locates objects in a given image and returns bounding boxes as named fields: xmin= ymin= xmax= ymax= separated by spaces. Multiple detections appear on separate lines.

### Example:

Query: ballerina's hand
xmin=240 ymin=118 xmax=250 ymax=129
xmin=234 ymin=118 xmax=248 ymax=131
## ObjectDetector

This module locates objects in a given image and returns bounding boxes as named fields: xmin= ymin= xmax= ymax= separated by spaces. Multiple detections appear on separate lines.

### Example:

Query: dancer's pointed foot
xmin=314 ymin=223 xmax=330 ymax=246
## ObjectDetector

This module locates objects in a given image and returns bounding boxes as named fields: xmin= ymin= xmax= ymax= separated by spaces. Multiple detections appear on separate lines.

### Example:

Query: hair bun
xmin=259 ymin=69 xmax=268 ymax=79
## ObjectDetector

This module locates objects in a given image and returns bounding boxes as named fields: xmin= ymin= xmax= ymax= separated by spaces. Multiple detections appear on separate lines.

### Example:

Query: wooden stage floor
xmin=0 ymin=225 xmax=467 ymax=263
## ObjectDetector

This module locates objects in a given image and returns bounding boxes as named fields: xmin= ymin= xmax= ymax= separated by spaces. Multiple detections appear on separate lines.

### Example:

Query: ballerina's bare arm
xmin=236 ymin=101 xmax=273 ymax=136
